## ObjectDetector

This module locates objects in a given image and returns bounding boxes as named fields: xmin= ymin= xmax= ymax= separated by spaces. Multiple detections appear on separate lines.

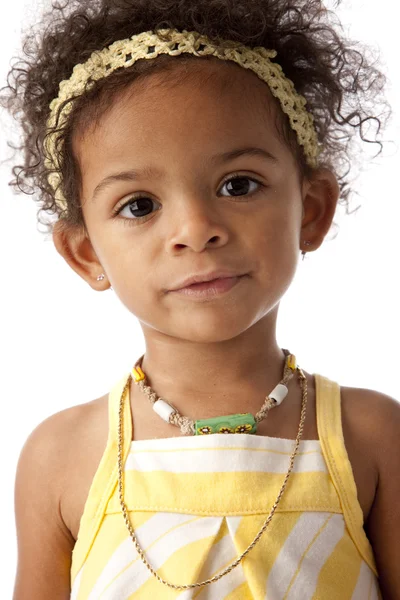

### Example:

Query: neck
xmin=136 ymin=322 xmax=287 ymax=419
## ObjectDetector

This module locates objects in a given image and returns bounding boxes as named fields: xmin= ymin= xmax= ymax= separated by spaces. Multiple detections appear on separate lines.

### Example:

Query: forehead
xmin=74 ymin=58 xmax=289 ymax=172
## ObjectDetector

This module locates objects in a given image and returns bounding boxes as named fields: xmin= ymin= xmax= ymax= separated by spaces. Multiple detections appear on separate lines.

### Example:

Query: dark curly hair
xmin=0 ymin=0 xmax=391 ymax=237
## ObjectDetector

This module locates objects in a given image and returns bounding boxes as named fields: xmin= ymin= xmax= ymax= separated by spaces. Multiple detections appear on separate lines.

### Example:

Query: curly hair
xmin=0 ymin=0 xmax=391 ymax=237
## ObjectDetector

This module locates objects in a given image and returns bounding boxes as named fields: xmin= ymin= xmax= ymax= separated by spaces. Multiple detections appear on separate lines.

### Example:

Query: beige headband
xmin=45 ymin=28 xmax=322 ymax=213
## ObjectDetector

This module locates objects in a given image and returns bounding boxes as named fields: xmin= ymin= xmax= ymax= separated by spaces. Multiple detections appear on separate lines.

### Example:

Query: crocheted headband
xmin=45 ymin=28 xmax=322 ymax=213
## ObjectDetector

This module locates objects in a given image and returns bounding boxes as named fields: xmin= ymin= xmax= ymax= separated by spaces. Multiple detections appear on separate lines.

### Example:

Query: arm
xmin=364 ymin=392 xmax=400 ymax=600
xmin=12 ymin=413 xmax=75 ymax=599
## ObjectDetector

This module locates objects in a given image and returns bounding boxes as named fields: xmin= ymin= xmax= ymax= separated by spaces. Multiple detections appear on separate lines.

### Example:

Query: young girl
xmin=3 ymin=0 xmax=399 ymax=598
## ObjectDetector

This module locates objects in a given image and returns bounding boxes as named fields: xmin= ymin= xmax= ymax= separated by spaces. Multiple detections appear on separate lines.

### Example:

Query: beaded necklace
xmin=133 ymin=349 xmax=297 ymax=435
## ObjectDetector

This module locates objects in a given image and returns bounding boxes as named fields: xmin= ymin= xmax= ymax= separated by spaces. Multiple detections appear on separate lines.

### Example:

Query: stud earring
xmin=301 ymin=241 xmax=312 ymax=260
xmin=96 ymin=273 xmax=113 ymax=291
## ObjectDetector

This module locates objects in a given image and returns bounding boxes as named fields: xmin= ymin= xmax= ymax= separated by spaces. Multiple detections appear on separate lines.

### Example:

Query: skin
xmin=13 ymin=59 xmax=400 ymax=599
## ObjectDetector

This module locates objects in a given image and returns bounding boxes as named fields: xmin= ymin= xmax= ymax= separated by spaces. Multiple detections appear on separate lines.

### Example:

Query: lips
xmin=184 ymin=276 xmax=236 ymax=289
xmin=170 ymin=275 xmax=245 ymax=298
xmin=169 ymin=270 xmax=246 ymax=291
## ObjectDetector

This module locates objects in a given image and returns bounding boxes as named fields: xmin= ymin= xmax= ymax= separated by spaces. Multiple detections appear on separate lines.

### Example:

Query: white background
xmin=0 ymin=0 xmax=399 ymax=596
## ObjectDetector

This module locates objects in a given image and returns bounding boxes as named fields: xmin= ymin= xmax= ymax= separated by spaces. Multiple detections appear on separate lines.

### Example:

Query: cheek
xmin=247 ymin=199 xmax=300 ymax=256
xmin=100 ymin=240 xmax=151 ymax=300
xmin=245 ymin=203 xmax=300 ymax=288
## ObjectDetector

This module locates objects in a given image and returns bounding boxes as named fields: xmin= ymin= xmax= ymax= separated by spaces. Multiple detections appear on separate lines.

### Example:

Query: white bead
xmin=153 ymin=399 xmax=176 ymax=423
xmin=269 ymin=384 xmax=288 ymax=406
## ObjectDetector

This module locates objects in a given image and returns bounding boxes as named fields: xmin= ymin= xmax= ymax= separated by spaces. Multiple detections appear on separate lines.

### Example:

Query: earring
xmin=301 ymin=241 xmax=312 ymax=261
xmin=96 ymin=273 xmax=113 ymax=291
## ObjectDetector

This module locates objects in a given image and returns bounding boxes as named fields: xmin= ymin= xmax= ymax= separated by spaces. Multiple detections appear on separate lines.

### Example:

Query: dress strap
xmin=108 ymin=371 xmax=133 ymax=448
xmin=70 ymin=371 xmax=132 ymax=586
xmin=314 ymin=374 xmax=378 ymax=576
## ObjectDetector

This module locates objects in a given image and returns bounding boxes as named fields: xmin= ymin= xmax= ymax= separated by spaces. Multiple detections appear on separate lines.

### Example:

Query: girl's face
xmin=70 ymin=59 xmax=337 ymax=343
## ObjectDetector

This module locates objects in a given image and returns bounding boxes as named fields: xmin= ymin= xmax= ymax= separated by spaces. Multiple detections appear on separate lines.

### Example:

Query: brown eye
xmin=112 ymin=196 xmax=160 ymax=222
xmin=220 ymin=176 xmax=261 ymax=197
xmin=126 ymin=198 xmax=154 ymax=217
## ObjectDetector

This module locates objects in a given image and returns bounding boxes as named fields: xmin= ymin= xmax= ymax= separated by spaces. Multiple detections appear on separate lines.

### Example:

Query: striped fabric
xmin=70 ymin=374 xmax=381 ymax=599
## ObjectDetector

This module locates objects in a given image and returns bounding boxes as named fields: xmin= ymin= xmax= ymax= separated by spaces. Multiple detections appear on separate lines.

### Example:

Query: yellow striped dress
xmin=70 ymin=373 xmax=381 ymax=599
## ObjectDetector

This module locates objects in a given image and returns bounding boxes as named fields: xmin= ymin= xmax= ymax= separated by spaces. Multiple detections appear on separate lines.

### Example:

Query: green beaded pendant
xmin=195 ymin=413 xmax=257 ymax=435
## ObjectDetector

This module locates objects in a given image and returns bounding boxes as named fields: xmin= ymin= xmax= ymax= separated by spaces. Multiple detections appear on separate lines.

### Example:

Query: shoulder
xmin=340 ymin=384 xmax=400 ymax=480
xmin=340 ymin=386 xmax=400 ymax=596
xmin=13 ymin=395 xmax=109 ymax=597
xmin=340 ymin=384 xmax=400 ymax=461
xmin=16 ymin=394 xmax=109 ymax=523
xmin=19 ymin=395 xmax=108 ymax=469
xmin=16 ymin=394 xmax=108 ymax=494
xmin=331 ymin=384 xmax=399 ymax=522
xmin=15 ymin=396 xmax=110 ymax=538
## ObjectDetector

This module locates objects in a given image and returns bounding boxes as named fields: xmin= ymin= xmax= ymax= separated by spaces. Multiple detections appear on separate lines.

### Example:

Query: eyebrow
xmin=91 ymin=146 xmax=278 ymax=202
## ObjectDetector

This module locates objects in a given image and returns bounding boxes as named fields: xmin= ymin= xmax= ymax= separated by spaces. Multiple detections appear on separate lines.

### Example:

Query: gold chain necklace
xmin=117 ymin=354 xmax=308 ymax=591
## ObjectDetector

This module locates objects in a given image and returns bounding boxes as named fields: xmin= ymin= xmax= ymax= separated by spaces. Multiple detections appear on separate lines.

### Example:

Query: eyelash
xmin=110 ymin=174 xmax=265 ymax=225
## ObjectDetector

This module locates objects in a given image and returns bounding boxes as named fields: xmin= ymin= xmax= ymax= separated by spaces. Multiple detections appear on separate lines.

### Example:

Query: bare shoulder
xmin=340 ymin=385 xmax=400 ymax=597
xmin=40 ymin=393 xmax=109 ymax=465
xmin=53 ymin=394 xmax=110 ymax=540
xmin=19 ymin=393 xmax=109 ymax=489
xmin=13 ymin=395 xmax=109 ymax=599
xmin=340 ymin=384 xmax=400 ymax=464
xmin=339 ymin=384 xmax=400 ymax=522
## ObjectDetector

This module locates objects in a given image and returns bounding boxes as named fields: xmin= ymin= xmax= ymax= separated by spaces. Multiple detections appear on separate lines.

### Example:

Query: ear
xmin=52 ymin=221 xmax=109 ymax=290
xmin=300 ymin=167 xmax=340 ymax=253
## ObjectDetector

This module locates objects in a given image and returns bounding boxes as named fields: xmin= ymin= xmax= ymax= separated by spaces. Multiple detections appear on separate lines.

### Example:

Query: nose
xmin=165 ymin=195 xmax=230 ymax=253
